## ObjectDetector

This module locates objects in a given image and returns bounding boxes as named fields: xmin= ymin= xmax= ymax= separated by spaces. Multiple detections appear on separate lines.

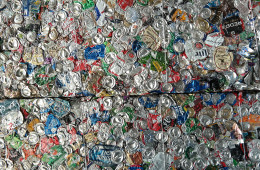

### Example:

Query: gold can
xmin=140 ymin=26 xmax=161 ymax=51
xmin=27 ymin=118 xmax=40 ymax=132
xmin=196 ymin=17 xmax=212 ymax=33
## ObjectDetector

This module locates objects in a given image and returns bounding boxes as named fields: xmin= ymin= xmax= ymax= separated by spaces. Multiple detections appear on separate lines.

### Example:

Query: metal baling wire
xmin=241 ymin=0 xmax=259 ymax=167
xmin=0 ymin=103 xmax=8 ymax=160
xmin=246 ymin=0 xmax=260 ymax=92
xmin=162 ymin=2 xmax=167 ymax=169
xmin=82 ymin=98 xmax=87 ymax=168
xmin=161 ymin=97 xmax=166 ymax=170
xmin=161 ymin=0 xmax=167 ymax=169
xmin=248 ymin=0 xmax=260 ymax=57
xmin=237 ymin=92 xmax=247 ymax=169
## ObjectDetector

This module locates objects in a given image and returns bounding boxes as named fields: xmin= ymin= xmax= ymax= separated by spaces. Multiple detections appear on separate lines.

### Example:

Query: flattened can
xmin=89 ymin=144 xmax=120 ymax=167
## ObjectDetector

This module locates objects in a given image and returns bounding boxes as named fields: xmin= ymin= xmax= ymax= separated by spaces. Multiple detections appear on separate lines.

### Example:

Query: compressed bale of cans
xmin=0 ymin=0 xmax=260 ymax=169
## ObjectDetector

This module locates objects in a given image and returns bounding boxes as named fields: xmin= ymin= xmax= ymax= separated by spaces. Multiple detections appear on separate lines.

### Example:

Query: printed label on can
xmin=0 ymin=99 xmax=20 ymax=117
xmin=141 ymin=26 xmax=161 ymax=51
xmin=205 ymin=32 xmax=224 ymax=47
xmin=213 ymin=46 xmax=233 ymax=71
xmin=220 ymin=15 xmax=244 ymax=37
xmin=84 ymin=44 xmax=105 ymax=61
xmin=89 ymin=144 xmax=119 ymax=167
xmin=185 ymin=40 xmax=208 ymax=61
xmin=50 ymin=98 xmax=70 ymax=118
xmin=117 ymin=0 xmax=133 ymax=10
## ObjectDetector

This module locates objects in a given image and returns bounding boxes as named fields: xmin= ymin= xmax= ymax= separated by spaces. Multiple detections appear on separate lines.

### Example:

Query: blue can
xmin=172 ymin=105 xmax=189 ymax=125
xmin=84 ymin=44 xmax=105 ymax=61
xmin=44 ymin=114 xmax=61 ymax=135
xmin=89 ymin=144 xmax=119 ymax=167
xmin=50 ymin=98 xmax=70 ymax=118
xmin=0 ymin=99 xmax=20 ymax=117
xmin=22 ymin=0 xmax=30 ymax=16
xmin=138 ymin=96 xmax=159 ymax=109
